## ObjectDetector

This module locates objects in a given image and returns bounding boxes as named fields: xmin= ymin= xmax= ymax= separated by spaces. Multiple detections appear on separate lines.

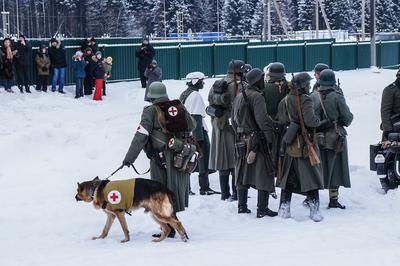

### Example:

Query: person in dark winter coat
xmin=92 ymin=51 xmax=105 ymax=101
xmin=135 ymin=37 xmax=156 ymax=88
xmin=315 ymin=69 xmax=353 ymax=209
xmin=379 ymin=68 xmax=400 ymax=190
xmin=83 ymin=47 xmax=94 ymax=95
xmin=208 ymin=60 xmax=246 ymax=201
xmin=72 ymin=51 xmax=86 ymax=98
xmin=35 ymin=44 xmax=51 ymax=92
xmin=276 ymin=72 xmax=324 ymax=222
xmin=81 ymin=37 xmax=98 ymax=54
xmin=232 ymin=68 xmax=277 ymax=218
xmin=263 ymin=62 xmax=290 ymax=169
xmin=0 ymin=38 xmax=17 ymax=93
xmin=48 ymin=38 xmax=67 ymax=93
xmin=144 ymin=59 xmax=162 ymax=101
xmin=15 ymin=34 xmax=32 ymax=93
xmin=180 ymin=72 xmax=217 ymax=195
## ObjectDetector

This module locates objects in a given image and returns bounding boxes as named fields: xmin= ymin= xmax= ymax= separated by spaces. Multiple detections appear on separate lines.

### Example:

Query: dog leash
xmin=105 ymin=164 xmax=150 ymax=180
xmin=105 ymin=165 xmax=124 ymax=180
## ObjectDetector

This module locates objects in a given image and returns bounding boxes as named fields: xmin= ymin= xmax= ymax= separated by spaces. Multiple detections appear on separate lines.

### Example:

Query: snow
xmin=1 ymin=69 xmax=400 ymax=266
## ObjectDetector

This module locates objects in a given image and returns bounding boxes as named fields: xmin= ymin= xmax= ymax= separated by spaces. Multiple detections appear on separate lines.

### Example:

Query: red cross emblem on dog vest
xmin=168 ymin=106 xmax=178 ymax=117
xmin=107 ymin=190 xmax=121 ymax=204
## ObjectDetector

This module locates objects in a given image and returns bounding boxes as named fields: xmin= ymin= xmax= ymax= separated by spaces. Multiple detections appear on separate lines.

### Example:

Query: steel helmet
xmin=186 ymin=71 xmax=206 ymax=85
xmin=319 ymin=69 xmax=336 ymax=86
xmin=147 ymin=82 xmax=168 ymax=99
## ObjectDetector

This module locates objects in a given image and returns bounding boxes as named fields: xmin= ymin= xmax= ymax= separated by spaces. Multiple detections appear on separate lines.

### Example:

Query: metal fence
xmin=4 ymin=39 xmax=400 ymax=87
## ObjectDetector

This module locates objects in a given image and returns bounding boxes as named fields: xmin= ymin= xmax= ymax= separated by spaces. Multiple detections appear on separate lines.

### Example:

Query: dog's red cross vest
xmin=103 ymin=179 xmax=136 ymax=211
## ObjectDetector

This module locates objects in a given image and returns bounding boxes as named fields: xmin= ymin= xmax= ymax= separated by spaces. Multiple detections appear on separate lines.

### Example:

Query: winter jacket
xmin=317 ymin=85 xmax=353 ymax=189
xmin=123 ymin=97 xmax=196 ymax=212
xmin=135 ymin=44 xmax=156 ymax=71
xmin=92 ymin=59 xmax=105 ymax=79
xmin=276 ymin=89 xmax=324 ymax=193
xmin=232 ymin=84 xmax=275 ymax=192
xmin=15 ymin=40 xmax=32 ymax=67
xmin=72 ymin=58 xmax=86 ymax=79
xmin=0 ymin=47 xmax=15 ymax=80
xmin=35 ymin=51 xmax=51 ymax=76
xmin=381 ymin=80 xmax=400 ymax=133
xmin=48 ymin=46 xmax=67 ymax=68
xmin=84 ymin=55 xmax=94 ymax=77
xmin=103 ymin=61 xmax=112 ymax=80
xmin=209 ymin=74 xmax=246 ymax=171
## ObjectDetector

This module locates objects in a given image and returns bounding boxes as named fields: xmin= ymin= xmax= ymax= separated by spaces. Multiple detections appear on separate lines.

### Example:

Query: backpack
xmin=155 ymin=99 xmax=189 ymax=133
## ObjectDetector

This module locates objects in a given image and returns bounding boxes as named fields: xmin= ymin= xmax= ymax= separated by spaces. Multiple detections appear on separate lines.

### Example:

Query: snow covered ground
xmin=1 ymin=69 xmax=400 ymax=266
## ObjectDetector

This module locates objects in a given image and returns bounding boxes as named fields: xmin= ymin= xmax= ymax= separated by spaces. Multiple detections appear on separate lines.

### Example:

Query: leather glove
xmin=122 ymin=160 xmax=131 ymax=168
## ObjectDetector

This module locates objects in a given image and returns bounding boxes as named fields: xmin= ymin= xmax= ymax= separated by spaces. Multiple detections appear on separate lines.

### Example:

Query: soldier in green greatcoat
xmin=123 ymin=82 xmax=195 ymax=238
xmin=315 ymin=69 xmax=353 ymax=209
xmin=276 ymin=73 xmax=324 ymax=222
xmin=262 ymin=62 xmax=290 ymax=168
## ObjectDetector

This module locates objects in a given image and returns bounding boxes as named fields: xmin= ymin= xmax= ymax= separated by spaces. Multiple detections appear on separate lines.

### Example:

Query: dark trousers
xmin=84 ymin=76 xmax=93 ymax=95
xmin=139 ymin=69 xmax=146 ymax=88
xmin=103 ymin=80 xmax=107 ymax=96
xmin=219 ymin=169 xmax=237 ymax=200
xmin=36 ymin=75 xmax=48 ymax=91
xmin=75 ymin=78 xmax=84 ymax=97
xmin=16 ymin=65 xmax=29 ymax=90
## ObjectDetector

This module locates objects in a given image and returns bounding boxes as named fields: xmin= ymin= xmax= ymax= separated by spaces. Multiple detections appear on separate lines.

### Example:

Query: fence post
xmin=356 ymin=41 xmax=359 ymax=69
xmin=177 ymin=44 xmax=181 ymax=79
xmin=212 ymin=42 xmax=216 ymax=77
xmin=303 ymin=41 xmax=307 ymax=71
xmin=329 ymin=41 xmax=334 ymax=69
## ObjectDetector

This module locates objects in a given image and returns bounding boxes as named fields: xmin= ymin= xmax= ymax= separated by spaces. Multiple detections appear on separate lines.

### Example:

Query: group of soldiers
xmin=122 ymin=59 xmax=354 ymax=238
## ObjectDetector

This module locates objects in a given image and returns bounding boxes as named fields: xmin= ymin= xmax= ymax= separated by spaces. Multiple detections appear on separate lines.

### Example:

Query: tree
xmin=324 ymin=0 xmax=355 ymax=31
xmin=376 ymin=0 xmax=399 ymax=32
xmin=297 ymin=0 xmax=314 ymax=30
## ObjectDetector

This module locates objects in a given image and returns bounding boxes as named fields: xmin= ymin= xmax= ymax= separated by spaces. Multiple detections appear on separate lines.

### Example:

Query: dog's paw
xmin=152 ymin=238 xmax=162 ymax=243
xmin=92 ymin=236 xmax=105 ymax=240
xmin=120 ymin=238 xmax=130 ymax=243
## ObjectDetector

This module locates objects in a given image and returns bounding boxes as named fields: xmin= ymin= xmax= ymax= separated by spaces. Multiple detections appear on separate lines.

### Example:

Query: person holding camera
xmin=15 ymin=34 xmax=32 ymax=93
xmin=72 ymin=51 xmax=86 ymax=99
xmin=136 ymin=37 xmax=156 ymax=89
xmin=144 ymin=59 xmax=162 ymax=101
xmin=35 ymin=44 xmax=51 ymax=92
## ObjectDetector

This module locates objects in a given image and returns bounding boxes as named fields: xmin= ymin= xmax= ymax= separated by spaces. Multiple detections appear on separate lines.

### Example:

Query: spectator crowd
xmin=0 ymin=35 xmax=113 ymax=101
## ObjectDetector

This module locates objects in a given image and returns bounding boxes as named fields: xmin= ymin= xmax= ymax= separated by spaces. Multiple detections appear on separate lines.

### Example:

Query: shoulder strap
xmin=318 ymin=92 xmax=329 ymax=121
xmin=284 ymin=96 xmax=292 ymax=121
xmin=180 ymin=88 xmax=194 ymax=104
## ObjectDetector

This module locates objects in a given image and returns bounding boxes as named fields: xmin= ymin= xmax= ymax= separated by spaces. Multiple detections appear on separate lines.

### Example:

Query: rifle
xmin=295 ymin=89 xmax=320 ymax=166
xmin=241 ymin=83 xmax=275 ymax=174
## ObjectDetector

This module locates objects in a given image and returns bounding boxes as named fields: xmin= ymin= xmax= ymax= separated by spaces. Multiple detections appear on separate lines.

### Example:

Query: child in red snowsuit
xmin=91 ymin=51 xmax=105 ymax=101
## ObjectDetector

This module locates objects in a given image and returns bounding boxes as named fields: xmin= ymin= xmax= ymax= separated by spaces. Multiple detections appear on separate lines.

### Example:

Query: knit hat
xmin=50 ymin=38 xmax=58 ymax=44
xmin=106 ymin=56 xmax=113 ymax=64
xmin=75 ymin=51 xmax=83 ymax=57
xmin=95 ymin=51 xmax=102 ymax=57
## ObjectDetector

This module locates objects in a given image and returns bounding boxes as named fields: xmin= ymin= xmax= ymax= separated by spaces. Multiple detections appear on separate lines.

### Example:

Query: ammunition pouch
xmin=282 ymin=122 xmax=299 ymax=145
xmin=169 ymin=137 xmax=198 ymax=173
xmin=235 ymin=139 xmax=247 ymax=160
xmin=317 ymin=125 xmax=346 ymax=152
xmin=287 ymin=135 xmax=306 ymax=158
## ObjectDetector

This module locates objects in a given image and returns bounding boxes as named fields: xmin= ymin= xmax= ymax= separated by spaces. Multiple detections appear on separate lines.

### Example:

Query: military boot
xmin=25 ymin=86 xmax=31 ymax=93
xmin=256 ymin=190 xmax=278 ymax=218
xmin=18 ymin=85 xmax=24 ymax=93
xmin=308 ymin=190 xmax=323 ymax=222
xmin=278 ymin=189 xmax=292 ymax=219
xmin=328 ymin=188 xmax=346 ymax=209
xmin=228 ymin=176 xmax=238 ymax=201
xmin=238 ymin=189 xmax=251 ymax=214
xmin=219 ymin=175 xmax=231 ymax=200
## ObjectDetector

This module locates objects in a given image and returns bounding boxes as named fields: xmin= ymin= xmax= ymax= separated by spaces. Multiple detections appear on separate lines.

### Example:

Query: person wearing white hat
xmin=180 ymin=72 xmax=218 ymax=195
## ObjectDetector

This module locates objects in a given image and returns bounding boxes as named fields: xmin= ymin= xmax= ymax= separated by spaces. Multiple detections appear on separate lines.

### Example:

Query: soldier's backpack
xmin=155 ymin=99 xmax=189 ymax=133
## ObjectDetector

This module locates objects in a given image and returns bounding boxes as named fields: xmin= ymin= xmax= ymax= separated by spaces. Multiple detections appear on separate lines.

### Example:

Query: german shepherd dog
xmin=75 ymin=177 xmax=188 ymax=243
